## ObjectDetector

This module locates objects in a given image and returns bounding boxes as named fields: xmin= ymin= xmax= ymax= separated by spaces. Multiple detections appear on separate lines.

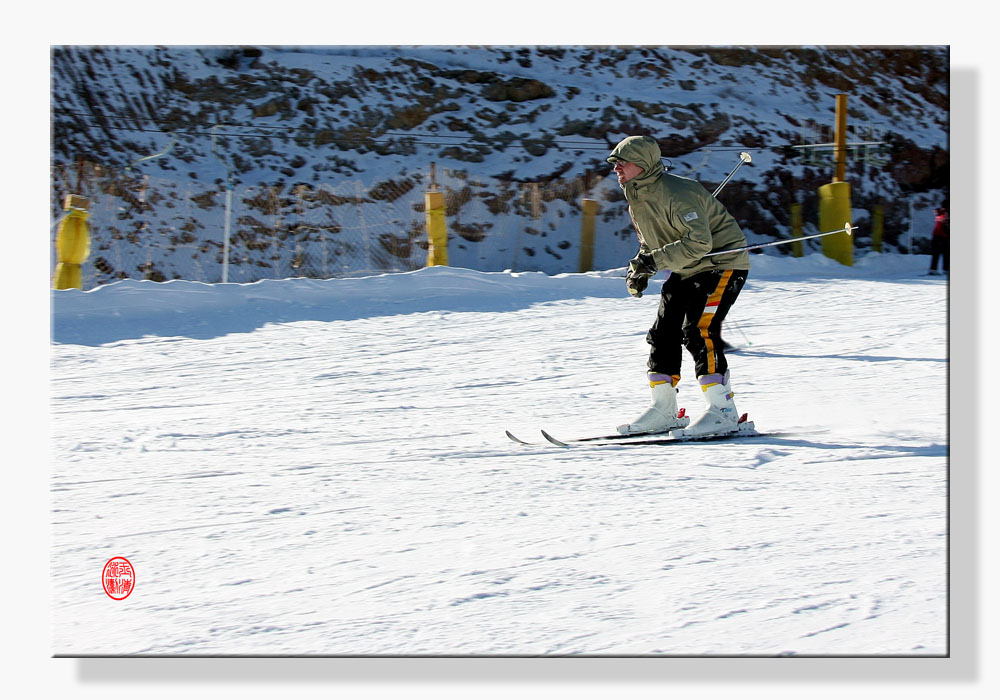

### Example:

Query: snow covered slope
xmin=50 ymin=45 xmax=949 ymax=284
xmin=50 ymin=254 xmax=947 ymax=655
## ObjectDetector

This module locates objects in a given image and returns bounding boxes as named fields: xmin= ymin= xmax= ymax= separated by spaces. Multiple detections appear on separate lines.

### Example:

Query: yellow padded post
xmin=53 ymin=194 xmax=91 ymax=289
xmin=818 ymin=181 xmax=854 ymax=266
xmin=425 ymin=190 xmax=448 ymax=267
xmin=871 ymin=203 xmax=884 ymax=253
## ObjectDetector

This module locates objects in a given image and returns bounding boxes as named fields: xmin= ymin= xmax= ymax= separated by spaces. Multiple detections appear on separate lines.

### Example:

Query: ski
xmin=508 ymin=419 xmax=824 ymax=448
xmin=561 ymin=428 xmax=791 ymax=447
xmin=509 ymin=412 xmax=765 ymax=447
xmin=506 ymin=416 xmax=688 ymax=446
xmin=526 ymin=407 xmax=692 ymax=445
xmin=541 ymin=416 xmax=760 ymax=447
xmin=506 ymin=428 xmax=682 ymax=447
xmin=539 ymin=427 xmax=685 ymax=446
xmin=504 ymin=430 xmax=534 ymax=445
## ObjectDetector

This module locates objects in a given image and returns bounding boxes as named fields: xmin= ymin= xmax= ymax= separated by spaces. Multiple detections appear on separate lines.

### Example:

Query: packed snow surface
xmin=50 ymin=252 xmax=947 ymax=655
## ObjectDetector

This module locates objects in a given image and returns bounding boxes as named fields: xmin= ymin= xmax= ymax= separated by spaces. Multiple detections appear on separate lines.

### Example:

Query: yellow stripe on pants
xmin=696 ymin=270 xmax=733 ymax=376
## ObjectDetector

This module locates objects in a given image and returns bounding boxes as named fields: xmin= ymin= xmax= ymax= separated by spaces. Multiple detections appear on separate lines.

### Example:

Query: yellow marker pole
xmin=833 ymin=93 xmax=848 ymax=183
xmin=871 ymin=203 xmax=884 ymax=253
xmin=818 ymin=94 xmax=854 ymax=266
xmin=790 ymin=202 xmax=803 ymax=258
xmin=578 ymin=199 xmax=598 ymax=272
xmin=425 ymin=190 xmax=448 ymax=267
xmin=52 ymin=194 xmax=91 ymax=289
xmin=819 ymin=181 xmax=854 ymax=266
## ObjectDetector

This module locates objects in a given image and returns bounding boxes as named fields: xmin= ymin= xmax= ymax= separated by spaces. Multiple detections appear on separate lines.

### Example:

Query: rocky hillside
xmin=49 ymin=45 xmax=949 ymax=284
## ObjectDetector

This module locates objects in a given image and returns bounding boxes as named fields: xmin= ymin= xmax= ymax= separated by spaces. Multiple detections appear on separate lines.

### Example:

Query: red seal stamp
xmin=102 ymin=557 xmax=135 ymax=600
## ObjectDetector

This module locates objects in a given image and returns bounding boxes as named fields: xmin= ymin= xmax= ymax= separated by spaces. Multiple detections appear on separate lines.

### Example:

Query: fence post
xmin=222 ymin=184 xmax=232 ymax=282
xmin=818 ymin=181 xmax=854 ymax=266
xmin=356 ymin=180 xmax=373 ymax=273
xmin=141 ymin=175 xmax=153 ymax=280
xmin=52 ymin=194 xmax=91 ymax=289
xmin=833 ymin=93 xmax=849 ymax=184
xmin=425 ymin=190 xmax=448 ymax=267
xmin=871 ymin=203 xmax=884 ymax=253
xmin=818 ymin=93 xmax=854 ymax=266
xmin=790 ymin=202 xmax=803 ymax=258
xmin=907 ymin=198 xmax=914 ymax=254
xmin=578 ymin=198 xmax=598 ymax=272
xmin=271 ymin=187 xmax=282 ymax=280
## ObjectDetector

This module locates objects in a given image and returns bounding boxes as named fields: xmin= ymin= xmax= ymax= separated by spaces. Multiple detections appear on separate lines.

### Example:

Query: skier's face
xmin=614 ymin=160 xmax=643 ymax=184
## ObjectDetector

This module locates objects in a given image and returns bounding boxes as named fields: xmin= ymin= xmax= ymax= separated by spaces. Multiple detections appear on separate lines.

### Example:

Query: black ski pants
xmin=646 ymin=268 xmax=748 ymax=380
xmin=930 ymin=235 xmax=949 ymax=272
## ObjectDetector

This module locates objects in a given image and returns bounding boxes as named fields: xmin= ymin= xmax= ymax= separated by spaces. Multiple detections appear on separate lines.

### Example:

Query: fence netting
xmin=50 ymin=162 xmax=641 ymax=290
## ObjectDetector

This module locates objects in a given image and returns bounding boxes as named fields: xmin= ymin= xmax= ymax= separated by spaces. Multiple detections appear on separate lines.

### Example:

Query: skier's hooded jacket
xmin=608 ymin=135 xmax=750 ymax=279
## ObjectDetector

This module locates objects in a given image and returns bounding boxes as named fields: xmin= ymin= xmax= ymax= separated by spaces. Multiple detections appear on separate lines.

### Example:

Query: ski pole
xmin=722 ymin=316 xmax=753 ymax=349
xmin=711 ymin=151 xmax=752 ymax=198
xmin=712 ymin=152 xmax=755 ymax=347
xmin=702 ymin=222 xmax=857 ymax=258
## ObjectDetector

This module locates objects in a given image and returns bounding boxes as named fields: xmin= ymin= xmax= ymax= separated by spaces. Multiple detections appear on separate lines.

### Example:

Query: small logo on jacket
xmin=683 ymin=211 xmax=699 ymax=222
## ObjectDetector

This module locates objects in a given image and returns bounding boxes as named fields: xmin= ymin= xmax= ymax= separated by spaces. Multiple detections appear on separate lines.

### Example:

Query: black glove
xmin=626 ymin=270 xmax=649 ymax=297
xmin=630 ymin=252 xmax=657 ymax=276
xmin=626 ymin=252 xmax=656 ymax=297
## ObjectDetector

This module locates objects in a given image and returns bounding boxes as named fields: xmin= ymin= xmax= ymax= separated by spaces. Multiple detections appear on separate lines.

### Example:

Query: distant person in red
xmin=929 ymin=204 xmax=949 ymax=275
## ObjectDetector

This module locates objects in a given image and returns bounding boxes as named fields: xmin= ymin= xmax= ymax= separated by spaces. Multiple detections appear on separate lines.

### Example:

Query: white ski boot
xmin=676 ymin=374 xmax=741 ymax=438
xmin=617 ymin=379 xmax=691 ymax=436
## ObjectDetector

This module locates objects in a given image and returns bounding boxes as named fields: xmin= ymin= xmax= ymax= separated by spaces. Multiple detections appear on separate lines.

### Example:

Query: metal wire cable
xmin=51 ymin=106 xmax=776 ymax=154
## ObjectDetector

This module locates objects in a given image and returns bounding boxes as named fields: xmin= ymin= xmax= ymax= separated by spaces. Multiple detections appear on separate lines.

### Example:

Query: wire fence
xmin=50 ymin=161 xmax=642 ymax=290
xmin=50 ymin=160 xmax=932 ymax=291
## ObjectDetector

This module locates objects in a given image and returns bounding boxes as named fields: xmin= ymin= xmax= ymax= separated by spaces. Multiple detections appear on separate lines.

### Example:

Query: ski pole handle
xmin=711 ymin=151 xmax=752 ymax=198
xmin=703 ymin=222 xmax=856 ymax=257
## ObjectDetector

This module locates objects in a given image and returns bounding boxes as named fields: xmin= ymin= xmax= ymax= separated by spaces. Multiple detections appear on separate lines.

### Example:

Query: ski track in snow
xmin=50 ymin=267 xmax=947 ymax=656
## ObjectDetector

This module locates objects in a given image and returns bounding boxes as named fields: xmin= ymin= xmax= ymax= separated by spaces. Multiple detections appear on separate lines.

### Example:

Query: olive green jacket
xmin=608 ymin=135 xmax=750 ymax=278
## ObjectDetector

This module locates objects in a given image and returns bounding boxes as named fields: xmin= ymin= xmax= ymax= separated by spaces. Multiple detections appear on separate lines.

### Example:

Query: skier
xmin=928 ymin=204 xmax=949 ymax=275
xmin=607 ymin=135 xmax=751 ymax=437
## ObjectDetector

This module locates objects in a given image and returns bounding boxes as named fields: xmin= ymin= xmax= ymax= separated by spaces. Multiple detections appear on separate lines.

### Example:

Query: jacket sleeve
xmin=647 ymin=199 xmax=713 ymax=271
